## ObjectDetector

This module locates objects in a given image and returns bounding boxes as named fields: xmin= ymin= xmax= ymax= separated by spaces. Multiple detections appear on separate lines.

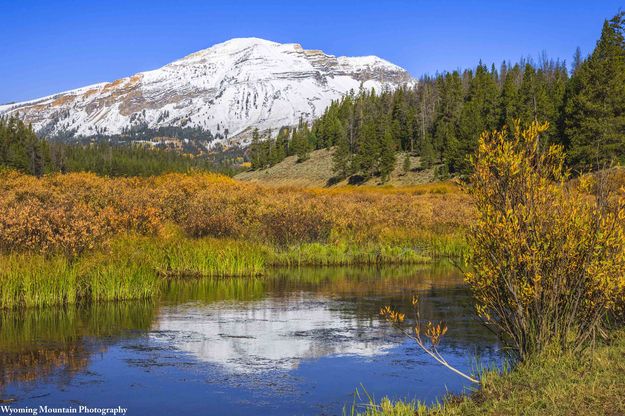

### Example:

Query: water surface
xmin=0 ymin=264 xmax=500 ymax=415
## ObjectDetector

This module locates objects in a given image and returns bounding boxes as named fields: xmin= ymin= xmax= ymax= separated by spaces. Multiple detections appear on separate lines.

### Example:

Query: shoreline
xmin=0 ymin=231 xmax=467 ymax=310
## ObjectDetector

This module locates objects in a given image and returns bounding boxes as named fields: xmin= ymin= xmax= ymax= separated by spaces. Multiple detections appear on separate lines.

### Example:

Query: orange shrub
xmin=259 ymin=193 xmax=333 ymax=246
xmin=0 ymin=172 xmax=161 ymax=255
xmin=0 ymin=170 xmax=474 ymax=255
xmin=183 ymin=184 xmax=261 ymax=238
xmin=0 ymin=199 xmax=108 ymax=256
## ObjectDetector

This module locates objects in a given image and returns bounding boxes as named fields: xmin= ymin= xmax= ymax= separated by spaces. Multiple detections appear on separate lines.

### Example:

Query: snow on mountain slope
xmin=0 ymin=38 xmax=415 ymax=144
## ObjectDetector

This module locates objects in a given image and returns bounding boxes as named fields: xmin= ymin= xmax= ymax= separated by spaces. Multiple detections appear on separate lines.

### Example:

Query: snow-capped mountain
xmin=0 ymin=38 xmax=414 ymax=144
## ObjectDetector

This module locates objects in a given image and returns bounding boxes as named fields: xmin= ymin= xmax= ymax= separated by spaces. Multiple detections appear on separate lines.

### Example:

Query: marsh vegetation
xmin=0 ymin=168 xmax=470 ymax=309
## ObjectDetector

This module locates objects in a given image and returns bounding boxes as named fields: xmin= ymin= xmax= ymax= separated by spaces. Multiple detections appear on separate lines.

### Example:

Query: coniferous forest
xmin=249 ymin=12 xmax=625 ymax=181
xmin=0 ymin=116 xmax=239 ymax=176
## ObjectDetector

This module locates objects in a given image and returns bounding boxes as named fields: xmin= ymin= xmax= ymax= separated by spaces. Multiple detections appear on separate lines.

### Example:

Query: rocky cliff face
xmin=0 ymin=38 xmax=414 ymax=144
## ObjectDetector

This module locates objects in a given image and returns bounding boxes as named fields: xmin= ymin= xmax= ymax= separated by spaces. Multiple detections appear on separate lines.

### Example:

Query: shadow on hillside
xmin=326 ymin=174 xmax=368 ymax=187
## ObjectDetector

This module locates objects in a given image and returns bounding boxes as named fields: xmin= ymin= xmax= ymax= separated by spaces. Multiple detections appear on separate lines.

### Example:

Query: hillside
xmin=235 ymin=148 xmax=440 ymax=187
xmin=0 ymin=38 xmax=414 ymax=145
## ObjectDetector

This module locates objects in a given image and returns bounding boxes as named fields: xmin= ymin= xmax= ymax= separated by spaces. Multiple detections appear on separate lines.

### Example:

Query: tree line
xmin=249 ymin=12 xmax=625 ymax=181
xmin=0 ymin=116 xmax=231 ymax=177
xmin=248 ymin=119 xmax=314 ymax=170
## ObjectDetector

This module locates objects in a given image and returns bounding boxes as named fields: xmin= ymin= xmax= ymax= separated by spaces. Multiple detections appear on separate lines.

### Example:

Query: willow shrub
xmin=466 ymin=121 xmax=625 ymax=359
xmin=0 ymin=170 xmax=473 ymax=257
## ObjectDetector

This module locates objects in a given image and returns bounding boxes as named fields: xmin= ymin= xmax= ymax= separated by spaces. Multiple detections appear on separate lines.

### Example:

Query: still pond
xmin=0 ymin=264 xmax=501 ymax=415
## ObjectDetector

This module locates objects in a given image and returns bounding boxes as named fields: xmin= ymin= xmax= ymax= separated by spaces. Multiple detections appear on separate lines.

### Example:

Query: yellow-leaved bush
xmin=466 ymin=121 xmax=625 ymax=359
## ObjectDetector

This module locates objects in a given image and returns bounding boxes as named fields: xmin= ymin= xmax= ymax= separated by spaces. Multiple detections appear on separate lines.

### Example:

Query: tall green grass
xmin=160 ymin=237 xmax=265 ymax=277
xmin=82 ymin=255 xmax=159 ymax=302
xmin=266 ymin=242 xmax=433 ymax=267
xmin=0 ymin=228 xmax=468 ymax=309
xmin=0 ymin=233 xmax=269 ymax=309
xmin=0 ymin=252 xmax=159 ymax=309
xmin=426 ymin=232 xmax=469 ymax=259
xmin=0 ymin=254 xmax=76 ymax=308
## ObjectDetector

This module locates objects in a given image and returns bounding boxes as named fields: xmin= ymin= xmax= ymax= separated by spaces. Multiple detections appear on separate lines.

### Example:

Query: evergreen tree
xmin=416 ymin=80 xmax=436 ymax=159
xmin=518 ymin=64 xmax=545 ymax=125
xmin=0 ymin=116 xmax=47 ymax=176
xmin=455 ymin=64 xmax=500 ymax=173
xmin=571 ymin=46 xmax=583 ymax=74
xmin=249 ymin=128 xmax=264 ymax=169
xmin=434 ymin=71 xmax=464 ymax=165
xmin=355 ymin=119 xmax=380 ymax=178
xmin=500 ymin=64 xmax=521 ymax=129
xmin=273 ymin=127 xmax=289 ymax=164
xmin=402 ymin=153 xmax=411 ymax=175
xmin=332 ymin=127 xmax=350 ymax=178
xmin=420 ymin=139 xmax=435 ymax=170
xmin=379 ymin=127 xmax=396 ymax=182
xmin=565 ymin=12 xmax=625 ymax=169
xmin=292 ymin=121 xmax=312 ymax=162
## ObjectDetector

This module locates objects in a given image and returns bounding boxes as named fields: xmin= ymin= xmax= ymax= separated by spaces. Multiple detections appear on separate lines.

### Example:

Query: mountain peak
xmin=1 ymin=39 xmax=415 ymax=144
xmin=196 ymin=37 xmax=281 ymax=53
xmin=217 ymin=37 xmax=280 ymax=48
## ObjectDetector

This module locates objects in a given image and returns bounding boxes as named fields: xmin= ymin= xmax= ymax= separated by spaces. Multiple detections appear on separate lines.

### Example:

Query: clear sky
xmin=1 ymin=0 xmax=622 ymax=103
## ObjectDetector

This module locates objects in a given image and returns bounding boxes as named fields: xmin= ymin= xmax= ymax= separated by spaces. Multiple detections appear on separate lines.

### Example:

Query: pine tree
xmin=402 ymin=153 xmax=411 ymax=175
xmin=292 ymin=121 xmax=312 ymax=162
xmin=379 ymin=127 xmax=396 ymax=182
xmin=332 ymin=127 xmax=350 ymax=178
xmin=455 ymin=64 xmax=500 ymax=173
xmin=249 ymin=128 xmax=263 ymax=169
xmin=518 ymin=64 xmax=541 ymax=124
xmin=420 ymin=139 xmax=435 ymax=170
xmin=571 ymin=46 xmax=583 ymax=74
xmin=416 ymin=80 xmax=436 ymax=159
xmin=434 ymin=71 xmax=463 ymax=164
xmin=355 ymin=119 xmax=379 ymax=178
xmin=500 ymin=64 xmax=521 ymax=129
xmin=565 ymin=12 xmax=625 ymax=169
xmin=273 ymin=127 xmax=289 ymax=164
xmin=327 ymin=116 xmax=345 ymax=147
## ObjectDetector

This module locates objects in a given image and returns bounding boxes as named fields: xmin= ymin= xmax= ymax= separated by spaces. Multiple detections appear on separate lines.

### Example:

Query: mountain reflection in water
xmin=154 ymin=295 xmax=397 ymax=373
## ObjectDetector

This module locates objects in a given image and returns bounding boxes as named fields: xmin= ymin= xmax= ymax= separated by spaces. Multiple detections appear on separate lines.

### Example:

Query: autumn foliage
xmin=0 ymin=170 xmax=472 ymax=256
xmin=466 ymin=122 xmax=625 ymax=359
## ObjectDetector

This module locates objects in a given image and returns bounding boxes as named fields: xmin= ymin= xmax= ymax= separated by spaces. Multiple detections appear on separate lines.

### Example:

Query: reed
xmin=158 ymin=237 xmax=266 ymax=278
xmin=0 ymin=233 xmax=270 ymax=309
xmin=81 ymin=255 xmax=160 ymax=302
xmin=0 ymin=254 xmax=76 ymax=309
xmin=426 ymin=233 xmax=468 ymax=259
xmin=0 ymin=230 xmax=465 ymax=310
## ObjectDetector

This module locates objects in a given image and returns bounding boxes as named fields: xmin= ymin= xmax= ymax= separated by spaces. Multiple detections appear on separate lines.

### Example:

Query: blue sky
xmin=1 ymin=0 xmax=622 ymax=103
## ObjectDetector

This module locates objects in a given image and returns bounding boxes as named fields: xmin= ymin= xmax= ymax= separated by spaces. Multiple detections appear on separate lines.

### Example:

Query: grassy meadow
xmin=0 ymin=169 xmax=471 ymax=309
